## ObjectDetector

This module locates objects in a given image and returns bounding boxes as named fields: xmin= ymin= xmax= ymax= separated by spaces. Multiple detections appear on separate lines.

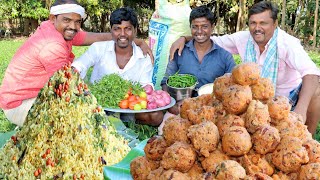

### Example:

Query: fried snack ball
xmin=197 ymin=93 xmax=214 ymax=106
xmin=245 ymin=100 xmax=271 ymax=133
xmin=187 ymin=121 xmax=220 ymax=157
xmin=240 ymin=151 xmax=274 ymax=176
xmin=232 ymin=62 xmax=260 ymax=86
xmin=186 ymin=161 xmax=204 ymax=180
xmin=222 ymin=126 xmax=252 ymax=156
xmin=250 ymin=78 xmax=274 ymax=102
xmin=202 ymin=172 xmax=215 ymax=180
xmin=268 ymin=96 xmax=291 ymax=121
xmin=275 ymin=119 xmax=312 ymax=141
xmin=272 ymin=171 xmax=299 ymax=180
xmin=271 ymin=137 xmax=309 ymax=173
xmin=144 ymin=136 xmax=168 ymax=161
xmin=299 ymin=163 xmax=320 ymax=180
xmin=161 ymin=141 xmax=197 ymax=173
xmin=159 ymin=169 xmax=190 ymax=180
xmin=130 ymin=156 xmax=153 ymax=180
xmin=201 ymin=149 xmax=230 ymax=173
xmin=147 ymin=167 xmax=164 ymax=180
xmin=216 ymin=114 xmax=245 ymax=136
xmin=162 ymin=116 xmax=192 ymax=145
xmin=303 ymin=139 xmax=320 ymax=163
xmin=244 ymin=173 xmax=273 ymax=180
xmin=213 ymin=73 xmax=234 ymax=100
xmin=214 ymin=160 xmax=247 ymax=180
xmin=187 ymin=106 xmax=216 ymax=125
xmin=288 ymin=111 xmax=304 ymax=122
xmin=221 ymin=84 xmax=253 ymax=115
xmin=180 ymin=98 xmax=200 ymax=119
xmin=251 ymin=125 xmax=280 ymax=155
xmin=212 ymin=99 xmax=227 ymax=123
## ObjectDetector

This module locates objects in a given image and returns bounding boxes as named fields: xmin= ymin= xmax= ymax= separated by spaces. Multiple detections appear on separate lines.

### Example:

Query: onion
xmin=163 ymin=96 xmax=171 ymax=105
xmin=147 ymin=95 xmax=155 ymax=102
xmin=155 ymin=94 xmax=163 ymax=100
xmin=143 ymin=84 xmax=154 ymax=95
xmin=147 ymin=102 xmax=157 ymax=110
xmin=155 ymin=90 xmax=164 ymax=95
xmin=155 ymin=99 xmax=166 ymax=107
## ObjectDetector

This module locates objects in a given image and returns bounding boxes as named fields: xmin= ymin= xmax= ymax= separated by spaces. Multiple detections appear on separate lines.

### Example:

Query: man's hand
xmin=293 ymin=75 xmax=319 ymax=124
xmin=134 ymin=39 xmax=154 ymax=64
xmin=169 ymin=36 xmax=190 ymax=61
xmin=293 ymin=106 xmax=307 ymax=124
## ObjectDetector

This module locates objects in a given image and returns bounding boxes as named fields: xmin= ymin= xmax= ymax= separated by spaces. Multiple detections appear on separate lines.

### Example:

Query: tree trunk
xmin=313 ymin=0 xmax=319 ymax=48
xmin=100 ymin=13 xmax=107 ymax=32
xmin=30 ymin=19 xmax=39 ymax=34
xmin=281 ymin=0 xmax=286 ymax=29
xmin=236 ymin=0 xmax=244 ymax=31
xmin=216 ymin=0 xmax=220 ymax=35
xmin=23 ymin=18 xmax=31 ymax=36
xmin=241 ymin=0 xmax=246 ymax=30
xmin=293 ymin=0 xmax=304 ymax=33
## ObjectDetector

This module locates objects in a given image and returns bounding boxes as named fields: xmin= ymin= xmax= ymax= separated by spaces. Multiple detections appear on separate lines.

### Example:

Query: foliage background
xmin=0 ymin=0 xmax=320 ymax=46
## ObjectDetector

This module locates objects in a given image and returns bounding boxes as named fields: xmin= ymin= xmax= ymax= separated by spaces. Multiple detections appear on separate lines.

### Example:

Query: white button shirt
xmin=72 ymin=41 xmax=153 ymax=87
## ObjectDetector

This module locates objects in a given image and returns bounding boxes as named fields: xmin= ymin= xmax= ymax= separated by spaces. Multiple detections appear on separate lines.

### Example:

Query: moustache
xmin=65 ymin=28 xmax=78 ymax=33
xmin=117 ymin=36 xmax=128 ymax=41
xmin=254 ymin=30 xmax=264 ymax=34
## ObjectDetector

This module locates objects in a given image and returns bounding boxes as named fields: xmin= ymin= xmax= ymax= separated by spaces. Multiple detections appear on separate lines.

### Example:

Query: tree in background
xmin=0 ymin=0 xmax=320 ymax=49
xmin=0 ymin=0 xmax=49 ymax=35
xmin=313 ymin=0 xmax=318 ymax=48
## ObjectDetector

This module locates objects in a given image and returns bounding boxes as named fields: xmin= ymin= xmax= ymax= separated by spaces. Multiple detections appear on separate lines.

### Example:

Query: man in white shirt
xmin=72 ymin=7 xmax=163 ymax=126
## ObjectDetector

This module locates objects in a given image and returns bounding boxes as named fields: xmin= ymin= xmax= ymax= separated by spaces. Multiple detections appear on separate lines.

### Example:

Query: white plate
xmin=198 ymin=83 xmax=214 ymax=96
xmin=104 ymin=97 xmax=176 ymax=113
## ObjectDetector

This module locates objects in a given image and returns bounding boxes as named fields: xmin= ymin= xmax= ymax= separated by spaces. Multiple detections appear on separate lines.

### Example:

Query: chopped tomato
xmin=119 ymin=99 xmax=129 ymax=109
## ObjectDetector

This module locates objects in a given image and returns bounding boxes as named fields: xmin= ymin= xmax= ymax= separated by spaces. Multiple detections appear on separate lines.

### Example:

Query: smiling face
xmin=248 ymin=10 xmax=277 ymax=47
xmin=111 ymin=21 xmax=136 ymax=49
xmin=191 ymin=17 xmax=213 ymax=44
xmin=49 ymin=13 xmax=82 ymax=41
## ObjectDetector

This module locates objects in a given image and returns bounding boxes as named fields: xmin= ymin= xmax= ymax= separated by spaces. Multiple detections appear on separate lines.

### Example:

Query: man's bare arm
xmin=293 ymin=74 xmax=319 ymax=123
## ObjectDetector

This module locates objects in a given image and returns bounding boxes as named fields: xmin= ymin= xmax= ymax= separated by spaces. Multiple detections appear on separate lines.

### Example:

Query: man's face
xmin=248 ymin=10 xmax=277 ymax=46
xmin=191 ymin=17 xmax=213 ymax=44
xmin=50 ymin=13 xmax=82 ymax=41
xmin=111 ymin=21 xmax=136 ymax=49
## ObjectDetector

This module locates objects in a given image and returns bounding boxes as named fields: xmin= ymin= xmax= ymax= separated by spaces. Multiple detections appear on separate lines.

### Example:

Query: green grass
xmin=0 ymin=39 xmax=319 ymax=142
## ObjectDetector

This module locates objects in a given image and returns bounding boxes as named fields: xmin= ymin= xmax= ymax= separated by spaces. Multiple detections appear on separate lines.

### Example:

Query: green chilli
xmin=167 ymin=72 xmax=197 ymax=88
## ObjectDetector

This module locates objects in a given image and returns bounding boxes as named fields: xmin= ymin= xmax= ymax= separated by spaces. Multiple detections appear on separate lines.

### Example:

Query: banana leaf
xmin=0 ymin=130 xmax=16 ymax=149
xmin=104 ymin=139 xmax=148 ymax=180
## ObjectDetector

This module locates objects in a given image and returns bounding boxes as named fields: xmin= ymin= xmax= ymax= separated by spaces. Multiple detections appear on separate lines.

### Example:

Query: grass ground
xmin=0 ymin=38 xmax=319 ymax=141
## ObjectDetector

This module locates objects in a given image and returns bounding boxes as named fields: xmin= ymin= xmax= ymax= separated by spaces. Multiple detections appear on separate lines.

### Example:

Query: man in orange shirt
xmin=0 ymin=0 xmax=152 ymax=126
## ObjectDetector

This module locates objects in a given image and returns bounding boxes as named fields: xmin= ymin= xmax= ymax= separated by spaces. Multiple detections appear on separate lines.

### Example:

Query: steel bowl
xmin=166 ymin=75 xmax=198 ymax=101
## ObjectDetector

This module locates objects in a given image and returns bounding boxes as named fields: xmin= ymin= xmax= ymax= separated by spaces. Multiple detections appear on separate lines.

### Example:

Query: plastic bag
xmin=149 ymin=0 xmax=191 ymax=89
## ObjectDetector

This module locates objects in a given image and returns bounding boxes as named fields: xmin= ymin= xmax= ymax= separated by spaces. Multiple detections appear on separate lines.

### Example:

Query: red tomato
xmin=128 ymin=95 xmax=137 ymax=102
xmin=34 ymin=170 xmax=39 ymax=177
xmin=136 ymin=97 xmax=147 ymax=103
xmin=119 ymin=100 xmax=129 ymax=109
xmin=129 ymin=101 xmax=138 ymax=110
xmin=127 ymin=88 xmax=132 ymax=95
xmin=46 ymin=148 xmax=51 ymax=155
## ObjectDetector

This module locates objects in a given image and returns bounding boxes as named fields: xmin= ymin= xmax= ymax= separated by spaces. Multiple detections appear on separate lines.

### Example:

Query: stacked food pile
xmin=130 ymin=62 xmax=320 ymax=180
xmin=90 ymin=74 xmax=171 ymax=110
xmin=0 ymin=63 xmax=130 ymax=179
